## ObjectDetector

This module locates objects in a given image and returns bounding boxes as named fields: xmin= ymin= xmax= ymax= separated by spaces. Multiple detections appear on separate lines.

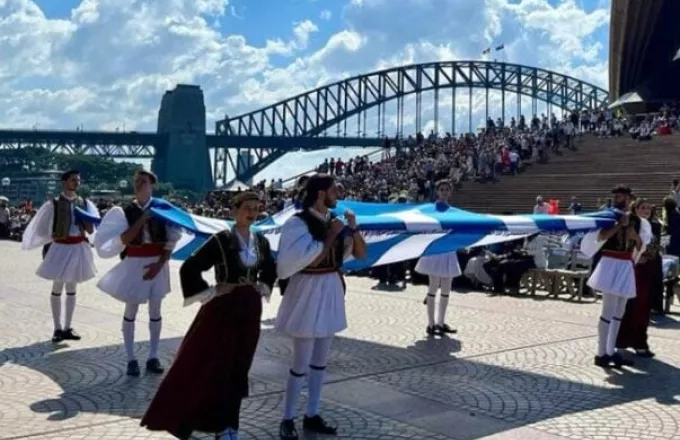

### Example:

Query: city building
xmin=0 ymin=170 xmax=62 ymax=205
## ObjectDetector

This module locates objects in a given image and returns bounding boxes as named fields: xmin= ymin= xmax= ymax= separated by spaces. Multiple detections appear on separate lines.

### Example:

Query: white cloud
xmin=0 ymin=0 xmax=610 ymax=181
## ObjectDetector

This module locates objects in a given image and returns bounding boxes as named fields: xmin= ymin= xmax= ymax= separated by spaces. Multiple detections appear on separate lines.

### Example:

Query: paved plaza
xmin=3 ymin=240 xmax=680 ymax=440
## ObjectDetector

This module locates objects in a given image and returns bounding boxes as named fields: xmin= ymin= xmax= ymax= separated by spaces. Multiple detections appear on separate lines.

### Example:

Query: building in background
xmin=1 ymin=170 xmax=62 ymax=205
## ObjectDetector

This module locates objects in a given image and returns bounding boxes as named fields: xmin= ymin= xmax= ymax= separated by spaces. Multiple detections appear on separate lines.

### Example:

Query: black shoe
xmin=146 ymin=358 xmax=164 ymax=374
xmin=594 ymin=355 xmax=612 ymax=368
xmin=279 ymin=419 xmax=298 ymax=440
xmin=436 ymin=323 xmax=457 ymax=334
xmin=611 ymin=352 xmax=634 ymax=367
xmin=51 ymin=329 xmax=64 ymax=343
xmin=127 ymin=360 xmax=140 ymax=376
xmin=303 ymin=415 xmax=337 ymax=435
xmin=426 ymin=325 xmax=437 ymax=336
xmin=61 ymin=328 xmax=81 ymax=341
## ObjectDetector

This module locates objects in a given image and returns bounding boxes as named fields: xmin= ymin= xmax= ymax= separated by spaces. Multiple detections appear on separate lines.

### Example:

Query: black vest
xmin=213 ymin=230 xmax=269 ymax=285
xmin=51 ymin=195 xmax=86 ymax=238
xmin=601 ymin=214 xmax=641 ymax=253
xmin=119 ymin=202 xmax=168 ymax=259
xmin=296 ymin=210 xmax=345 ymax=273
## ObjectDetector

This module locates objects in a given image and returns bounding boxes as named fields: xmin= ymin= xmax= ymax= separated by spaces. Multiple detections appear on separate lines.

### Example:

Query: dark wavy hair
xmin=302 ymin=174 xmax=335 ymax=209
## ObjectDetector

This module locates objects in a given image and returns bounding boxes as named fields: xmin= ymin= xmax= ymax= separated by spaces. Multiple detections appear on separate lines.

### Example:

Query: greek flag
xmin=76 ymin=199 xmax=616 ymax=272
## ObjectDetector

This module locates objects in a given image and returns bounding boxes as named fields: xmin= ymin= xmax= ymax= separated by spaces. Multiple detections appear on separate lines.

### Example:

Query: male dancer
xmin=275 ymin=174 xmax=366 ymax=440
xmin=94 ymin=170 xmax=181 ymax=376
xmin=21 ymin=169 xmax=98 ymax=342
xmin=417 ymin=180 xmax=460 ymax=336
xmin=582 ymin=185 xmax=651 ymax=368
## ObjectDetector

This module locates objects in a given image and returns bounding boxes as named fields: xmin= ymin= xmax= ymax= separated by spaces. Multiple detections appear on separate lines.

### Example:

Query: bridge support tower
xmin=152 ymin=85 xmax=213 ymax=192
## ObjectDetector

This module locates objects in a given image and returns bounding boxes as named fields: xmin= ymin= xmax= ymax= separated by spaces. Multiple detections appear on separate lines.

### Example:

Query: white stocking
xmin=597 ymin=294 xmax=628 ymax=356
xmin=307 ymin=337 xmax=333 ymax=417
xmin=148 ymin=298 xmax=163 ymax=360
xmin=283 ymin=337 xmax=315 ymax=420
xmin=122 ymin=303 xmax=139 ymax=362
xmin=606 ymin=296 xmax=628 ymax=356
xmin=437 ymin=277 xmax=452 ymax=326
xmin=64 ymin=282 xmax=77 ymax=330
xmin=426 ymin=276 xmax=440 ymax=327
xmin=50 ymin=281 xmax=64 ymax=331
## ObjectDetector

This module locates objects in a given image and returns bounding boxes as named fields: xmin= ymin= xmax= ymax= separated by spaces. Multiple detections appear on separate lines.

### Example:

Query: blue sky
xmin=1 ymin=0 xmax=610 ymax=182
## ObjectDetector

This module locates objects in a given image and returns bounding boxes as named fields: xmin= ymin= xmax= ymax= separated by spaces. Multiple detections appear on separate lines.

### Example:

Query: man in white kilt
xmin=581 ymin=185 xmax=651 ymax=368
xmin=21 ymin=170 xmax=98 ymax=343
xmin=94 ymin=170 xmax=181 ymax=376
xmin=417 ymin=180 xmax=461 ymax=336
xmin=275 ymin=174 xmax=366 ymax=440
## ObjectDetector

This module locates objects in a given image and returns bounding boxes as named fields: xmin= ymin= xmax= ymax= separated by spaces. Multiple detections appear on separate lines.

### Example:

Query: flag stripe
xmin=135 ymin=200 xmax=618 ymax=271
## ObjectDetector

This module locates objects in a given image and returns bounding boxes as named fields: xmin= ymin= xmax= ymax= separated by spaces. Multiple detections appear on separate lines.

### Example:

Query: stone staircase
xmin=452 ymin=134 xmax=680 ymax=214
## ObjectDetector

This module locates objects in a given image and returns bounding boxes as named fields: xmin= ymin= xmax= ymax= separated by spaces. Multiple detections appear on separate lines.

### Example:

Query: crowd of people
xmin=1 ymin=108 xmax=677 ymax=242
xmin=2 ymin=102 xmax=680 ymax=440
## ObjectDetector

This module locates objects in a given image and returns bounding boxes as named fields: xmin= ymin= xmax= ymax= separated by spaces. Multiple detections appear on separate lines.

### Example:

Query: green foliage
xmin=0 ymin=148 xmax=143 ymax=187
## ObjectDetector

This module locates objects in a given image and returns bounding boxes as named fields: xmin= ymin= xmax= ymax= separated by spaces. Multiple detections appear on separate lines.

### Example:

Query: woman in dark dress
xmin=664 ymin=196 xmax=680 ymax=258
xmin=141 ymin=191 xmax=276 ymax=440
xmin=616 ymin=198 xmax=660 ymax=357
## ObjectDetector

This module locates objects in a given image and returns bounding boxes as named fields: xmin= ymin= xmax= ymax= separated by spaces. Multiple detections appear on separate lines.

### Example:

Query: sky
xmin=0 ymin=0 xmax=611 ymax=183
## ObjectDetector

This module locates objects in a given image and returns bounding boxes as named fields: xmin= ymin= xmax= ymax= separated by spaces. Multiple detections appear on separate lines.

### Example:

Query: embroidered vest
xmin=51 ymin=195 xmax=86 ymax=239
xmin=119 ymin=202 xmax=168 ymax=259
xmin=601 ymin=214 xmax=641 ymax=253
xmin=295 ymin=210 xmax=345 ymax=273
xmin=212 ymin=230 xmax=269 ymax=285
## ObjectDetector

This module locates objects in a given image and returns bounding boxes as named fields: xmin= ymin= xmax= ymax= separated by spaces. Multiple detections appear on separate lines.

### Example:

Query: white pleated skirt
xmin=97 ymin=256 xmax=171 ymax=305
xmin=587 ymin=255 xmax=636 ymax=299
xmin=37 ymin=242 xmax=96 ymax=284
xmin=275 ymin=272 xmax=347 ymax=339
xmin=415 ymin=251 xmax=462 ymax=278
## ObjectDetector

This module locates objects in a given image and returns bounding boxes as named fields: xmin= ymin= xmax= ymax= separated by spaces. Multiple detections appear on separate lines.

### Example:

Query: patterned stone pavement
xmin=2 ymin=240 xmax=680 ymax=440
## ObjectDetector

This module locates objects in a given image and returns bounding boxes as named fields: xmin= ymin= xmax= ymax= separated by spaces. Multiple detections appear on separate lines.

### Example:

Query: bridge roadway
xmin=3 ymin=239 xmax=680 ymax=439
xmin=0 ymin=129 xmax=384 ymax=158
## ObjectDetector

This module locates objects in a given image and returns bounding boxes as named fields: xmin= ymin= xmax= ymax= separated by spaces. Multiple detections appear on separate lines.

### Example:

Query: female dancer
xmin=416 ymin=179 xmax=461 ymax=336
xmin=616 ymin=198 xmax=661 ymax=357
xmin=141 ymin=191 xmax=277 ymax=440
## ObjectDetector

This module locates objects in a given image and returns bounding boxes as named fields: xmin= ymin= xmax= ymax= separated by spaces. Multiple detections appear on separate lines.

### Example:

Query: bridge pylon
xmin=152 ymin=84 xmax=213 ymax=192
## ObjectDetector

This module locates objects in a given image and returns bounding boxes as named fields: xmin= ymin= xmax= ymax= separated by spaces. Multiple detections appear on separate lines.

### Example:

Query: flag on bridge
xmin=82 ymin=199 xmax=617 ymax=272
xmin=495 ymin=44 xmax=505 ymax=51
xmin=482 ymin=48 xmax=491 ymax=55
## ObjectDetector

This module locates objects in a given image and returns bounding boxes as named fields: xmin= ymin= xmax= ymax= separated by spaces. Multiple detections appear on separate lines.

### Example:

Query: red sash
xmin=126 ymin=243 xmax=165 ymax=258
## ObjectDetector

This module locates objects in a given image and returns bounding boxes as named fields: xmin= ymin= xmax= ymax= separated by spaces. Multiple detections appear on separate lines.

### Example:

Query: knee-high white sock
xmin=426 ymin=276 xmax=439 ymax=327
xmin=148 ymin=318 xmax=162 ymax=360
xmin=606 ymin=297 xmax=628 ymax=356
xmin=597 ymin=294 xmax=619 ymax=356
xmin=306 ymin=337 xmax=333 ymax=417
xmin=597 ymin=317 xmax=610 ymax=356
xmin=426 ymin=294 xmax=436 ymax=327
xmin=50 ymin=293 xmax=62 ymax=331
xmin=64 ymin=293 xmax=76 ymax=329
xmin=283 ymin=338 xmax=316 ymax=420
xmin=437 ymin=278 xmax=452 ymax=326
xmin=306 ymin=366 xmax=325 ymax=417
xmin=147 ymin=298 xmax=163 ymax=360
xmin=283 ymin=370 xmax=305 ymax=420
xmin=122 ymin=317 xmax=136 ymax=361
xmin=607 ymin=317 xmax=622 ymax=356
xmin=437 ymin=294 xmax=450 ymax=326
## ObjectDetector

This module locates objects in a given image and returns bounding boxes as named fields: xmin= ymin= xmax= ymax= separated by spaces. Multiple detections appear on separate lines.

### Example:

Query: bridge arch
xmin=214 ymin=60 xmax=609 ymax=184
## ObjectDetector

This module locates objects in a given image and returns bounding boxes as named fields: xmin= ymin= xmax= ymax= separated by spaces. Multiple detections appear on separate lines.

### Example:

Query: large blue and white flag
xmin=119 ymin=199 xmax=617 ymax=272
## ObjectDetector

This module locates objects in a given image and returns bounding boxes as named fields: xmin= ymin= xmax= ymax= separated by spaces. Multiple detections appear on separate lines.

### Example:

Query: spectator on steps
xmin=533 ymin=196 xmax=549 ymax=214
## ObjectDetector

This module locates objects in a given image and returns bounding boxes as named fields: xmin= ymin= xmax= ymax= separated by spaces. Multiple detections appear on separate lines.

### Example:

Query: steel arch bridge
xmin=216 ymin=60 xmax=609 ymax=183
